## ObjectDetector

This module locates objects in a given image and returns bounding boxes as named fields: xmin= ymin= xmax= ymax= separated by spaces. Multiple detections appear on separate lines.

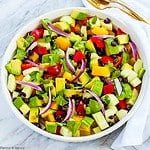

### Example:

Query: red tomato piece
xmin=103 ymin=84 xmax=115 ymax=95
xmin=34 ymin=46 xmax=48 ymax=55
xmin=76 ymin=101 xmax=85 ymax=116
xmin=31 ymin=28 xmax=44 ymax=41
xmin=117 ymin=100 xmax=127 ymax=109
xmin=21 ymin=63 xmax=33 ymax=70
xmin=113 ymin=56 xmax=122 ymax=68
xmin=73 ymin=51 xmax=85 ymax=62
xmin=101 ymin=56 xmax=113 ymax=64
xmin=116 ymin=28 xmax=125 ymax=35
xmin=90 ymin=37 xmax=105 ymax=49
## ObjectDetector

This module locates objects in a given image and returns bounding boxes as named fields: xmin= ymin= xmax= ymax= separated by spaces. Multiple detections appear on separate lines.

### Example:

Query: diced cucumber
xmin=20 ymin=103 xmax=30 ymax=115
xmin=81 ymin=116 xmax=94 ymax=127
xmin=7 ymin=74 xmax=16 ymax=92
xmin=45 ymin=122 xmax=57 ymax=134
xmin=121 ymin=63 xmax=133 ymax=70
xmin=22 ymin=86 xmax=33 ymax=98
xmin=127 ymin=71 xmax=137 ymax=82
xmin=134 ymin=59 xmax=143 ymax=73
xmin=60 ymin=126 xmax=72 ymax=137
xmin=138 ymin=68 xmax=145 ymax=79
xmin=93 ymin=126 xmax=101 ymax=134
xmin=114 ymin=78 xmax=122 ymax=96
xmin=130 ymin=77 xmax=141 ymax=87
xmin=91 ymin=80 xmax=103 ymax=96
xmin=12 ymin=91 xmax=19 ymax=99
xmin=116 ymin=109 xmax=128 ymax=120
xmin=127 ymin=88 xmax=138 ymax=105
xmin=105 ymin=108 xmax=117 ymax=123
xmin=13 ymin=97 xmax=24 ymax=109
xmin=102 ymin=94 xmax=119 ymax=106
xmin=92 ymin=112 xmax=109 ymax=130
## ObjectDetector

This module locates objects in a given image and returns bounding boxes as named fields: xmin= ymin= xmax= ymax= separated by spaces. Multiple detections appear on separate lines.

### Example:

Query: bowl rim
xmin=0 ymin=7 xmax=149 ymax=142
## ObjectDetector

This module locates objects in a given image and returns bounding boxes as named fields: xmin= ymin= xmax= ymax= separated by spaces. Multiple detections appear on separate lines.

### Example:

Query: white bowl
xmin=1 ymin=7 xmax=149 ymax=142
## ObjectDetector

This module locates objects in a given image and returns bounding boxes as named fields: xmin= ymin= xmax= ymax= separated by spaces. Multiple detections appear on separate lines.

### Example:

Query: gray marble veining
xmin=0 ymin=0 xmax=150 ymax=149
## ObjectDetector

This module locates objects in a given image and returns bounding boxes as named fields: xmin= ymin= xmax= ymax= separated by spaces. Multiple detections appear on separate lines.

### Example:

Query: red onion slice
xmin=62 ymin=98 xmax=73 ymax=122
xmin=129 ymin=41 xmax=138 ymax=60
xmin=24 ymin=60 xmax=39 ymax=67
xmin=48 ymin=23 xmax=70 ymax=37
xmin=40 ymin=88 xmax=52 ymax=115
xmin=71 ymin=99 xmax=75 ymax=118
xmin=92 ymin=35 xmax=115 ymax=39
xmin=69 ymin=60 xmax=86 ymax=83
xmin=26 ymin=42 xmax=37 ymax=52
xmin=16 ymin=81 xmax=42 ymax=91
xmin=65 ymin=48 xmax=76 ymax=73
xmin=84 ymin=89 xmax=105 ymax=114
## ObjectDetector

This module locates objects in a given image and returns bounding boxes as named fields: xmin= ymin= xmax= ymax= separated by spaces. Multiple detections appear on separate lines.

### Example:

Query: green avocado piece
xmin=134 ymin=59 xmax=143 ymax=73
xmin=17 ymin=37 xmax=29 ymax=50
xmin=7 ymin=74 xmax=16 ymax=92
xmin=122 ymin=52 xmax=130 ymax=64
xmin=85 ymin=40 xmax=96 ymax=52
xmin=91 ymin=80 xmax=103 ymax=96
xmin=55 ymin=95 xmax=68 ymax=106
xmin=69 ymin=32 xmax=82 ymax=43
xmin=85 ymin=77 xmax=100 ymax=89
xmin=88 ymin=99 xmax=101 ymax=114
xmin=73 ymin=41 xmax=85 ymax=52
xmin=29 ymin=96 xmax=43 ymax=107
xmin=37 ymin=39 xmax=51 ymax=50
xmin=53 ymin=22 xmax=70 ymax=32
xmin=104 ymin=38 xmax=124 ymax=56
xmin=29 ymin=107 xmax=39 ymax=123
xmin=71 ymin=9 xmax=88 ymax=20
xmin=42 ymin=54 xmax=60 ymax=65
xmin=116 ymin=34 xmax=129 ymax=45
xmin=46 ymin=122 xmax=57 ymax=134
xmin=127 ymin=88 xmax=138 ymax=105
xmin=122 ymin=83 xmax=132 ymax=99
xmin=88 ymin=16 xmax=101 ymax=27
xmin=138 ymin=68 xmax=145 ymax=79
xmin=15 ymin=48 xmax=26 ymax=60
xmin=60 ymin=15 xmax=75 ymax=27
xmin=25 ymin=35 xmax=34 ymax=46
xmin=13 ymin=97 xmax=24 ymax=109
xmin=85 ymin=107 xmax=91 ymax=114
xmin=5 ymin=59 xmax=22 ymax=75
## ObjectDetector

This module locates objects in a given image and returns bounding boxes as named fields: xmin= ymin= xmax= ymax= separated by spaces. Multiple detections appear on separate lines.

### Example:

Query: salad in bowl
xmin=5 ymin=9 xmax=145 ymax=138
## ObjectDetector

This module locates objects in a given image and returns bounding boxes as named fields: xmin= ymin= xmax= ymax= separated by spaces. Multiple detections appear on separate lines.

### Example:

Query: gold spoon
xmin=87 ymin=0 xmax=139 ymax=20
xmin=99 ymin=0 xmax=150 ymax=25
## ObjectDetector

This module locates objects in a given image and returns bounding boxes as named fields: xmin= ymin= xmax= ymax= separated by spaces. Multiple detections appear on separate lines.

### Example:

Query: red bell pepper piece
xmin=76 ymin=101 xmax=85 ymax=116
xmin=101 ymin=56 xmax=113 ymax=64
xmin=34 ymin=46 xmax=48 ymax=55
xmin=113 ymin=56 xmax=122 ymax=68
xmin=117 ymin=100 xmax=127 ymax=109
xmin=90 ymin=37 xmax=105 ymax=49
xmin=21 ymin=63 xmax=33 ymax=70
xmin=73 ymin=51 xmax=85 ymax=62
xmin=31 ymin=28 xmax=44 ymax=41
xmin=46 ymin=64 xmax=62 ymax=77
xmin=103 ymin=84 xmax=115 ymax=95
xmin=116 ymin=28 xmax=125 ymax=35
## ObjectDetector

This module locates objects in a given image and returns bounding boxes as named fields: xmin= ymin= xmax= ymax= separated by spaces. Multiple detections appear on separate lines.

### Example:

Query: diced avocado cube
xmin=55 ymin=95 xmax=68 ymax=106
xmin=134 ymin=59 xmax=143 ymax=73
xmin=91 ymin=80 xmax=103 ymax=96
xmin=64 ymin=89 xmax=82 ymax=97
xmin=102 ymin=94 xmax=119 ymax=106
xmin=15 ymin=48 xmax=26 ymax=60
xmin=138 ymin=68 xmax=145 ymax=79
xmin=85 ymin=107 xmax=91 ymax=115
xmin=29 ymin=96 xmax=43 ymax=107
xmin=5 ymin=59 xmax=22 ymax=75
xmin=17 ymin=37 xmax=28 ymax=50
xmin=37 ymin=39 xmax=51 ymax=50
xmin=122 ymin=52 xmax=130 ymax=64
xmin=55 ymin=78 xmax=65 ymax=93
xmin=108 ymin=105 xmax=118 ymax=112
xmin=22 ymin=86 xmax=33 ymax=98
xmin=42 ymin=54 xmax=60 ymax=65
xmin=127 ymin=88 xmax=138 ymax=105
xmin=71 ymin=9 xmax=88 ymax=20
xmin=105 ymin=38 xmax=124 ymax=56
xmin=88 ymin=99 xmax=101 ymax=114
xmin=73 ymin=41 xmax=85 ymax=52
xmin=121 ymin=69 xmax=132 ymax=78
xmin=81 ymin=116 xmax=94 ymax=127
xmin=79 ymin=72 xmax=90 ymax=86
xmin=60 ymin=126 xmax=72 ymax=137
xmin=60 ymin=15 xmax=75 ymax=27
xmin=69 ymin=32 xmax=82 ymax=43
xmin=100 ymin=20 xmax=113 ymax=31
xmin=116 ymin=109 xmax=128 ymax=120
xmin=29 ymin=108 xmax=39 ymax=123
xmin=81 ymin=26 xmax=87 ymax=40
xmin=7 ymin=74 xmax=16 ymax=92
xmin=53 ymin=22 xmax=70 ymax=32
xmin=85 ymin=77 xmax=100 ymax=89
xmin=92 ymin=111 xmax=109 ymax=130
xmin=41 ymin=18 xmax=51 ymax=32
xmin=25 ymin=35 xmax=34 ymax=46
xmin=45 ymin=122 xmax=57 ymax=134
xmin=13 ymin=97 xmax=24 ymax=109
xmin=121 ymin=63 xmax=133 ymax=70
xmin=93 ymin=126 xmax=101 ymax=134
xmin=85 ymin=40 xmax=96 ymax=52
xmin=122 ymin=83 xmax=132 ymax=99
xmin=88 ymin=16 xmax=101 ymax=27
xmin=20 ymin=103 xmax=30 ymax=115
xmin=105 ymin=108 xmax=116 ymax=123
xmin=130 ymin=77 xmax=141 ymax=87
xmin=116 ymin=34 xmax=129 ymax=45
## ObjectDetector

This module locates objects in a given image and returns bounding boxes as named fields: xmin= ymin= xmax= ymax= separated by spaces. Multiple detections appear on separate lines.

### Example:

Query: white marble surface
xmin=0 ymin=0 xmax=150 ymax=149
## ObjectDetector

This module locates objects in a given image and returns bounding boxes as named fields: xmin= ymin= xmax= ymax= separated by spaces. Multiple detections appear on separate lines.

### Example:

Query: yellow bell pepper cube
xmin=29 ymin=52 xmax=39 ymax=62
xmin=72 ymin=116 xmax=83 ymax=122
xmin=91 ymin=27 xmax=109 ymax=35
xmin=55 ymin=78 xmax=65 ymax=93
xmin=92 ymin=66 xmax=110 ymax=77
xmin=80 ymin=124 xmax=91 ymax=136
xmin=63 ymin=71 xmax=73 ymax=80
xmin=50 ymin=102 xmax=58 ymax=110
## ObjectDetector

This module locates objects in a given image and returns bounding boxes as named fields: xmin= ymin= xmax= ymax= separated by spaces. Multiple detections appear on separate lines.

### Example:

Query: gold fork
xmin=87 ymin=0 xmax=150 ymax=24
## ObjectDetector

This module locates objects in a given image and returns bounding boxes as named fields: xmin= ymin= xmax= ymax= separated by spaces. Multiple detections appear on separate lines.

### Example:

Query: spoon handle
xmin=112 ymin=0 xmax=150 ymax=25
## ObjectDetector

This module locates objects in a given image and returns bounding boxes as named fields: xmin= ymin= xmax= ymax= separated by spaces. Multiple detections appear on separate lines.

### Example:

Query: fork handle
xmin=112 ymin=0 xmax=150 ymax=25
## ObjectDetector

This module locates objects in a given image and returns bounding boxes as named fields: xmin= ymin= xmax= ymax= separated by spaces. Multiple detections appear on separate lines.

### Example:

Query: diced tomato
xmin=46 ymin=64 xmax=62 ymax=77
xmin=54 ymin=110 xmax=66 ymax=122
xmin=73 ymin=51 xmax=85 ymax=62
xmin=101 ymin=56 xmax=113 ymax=64
xmin=76 ymin=101 xmax=85 ymax=116
xmin=34 ymin=46 xmax=48 ymax=55
xmin=117 ymin=100 xmax=127 ymax=109
xmin=77 ymin=18 xmax=88 ymax=26
xmin=116 ymin=28 xmax=125 ymax=35
xmin=30 ymin=28 xmax=44 ymax=41
xmin=90 ymin=37 xmax=105 ymax=49
xmin=113 ymin=56 xmax=122 ymax=68
xmin=103 ymin=84 xmax=115 ymax=95
xmin=21 ymin=63 xmax=33 ymax=70
xmin=71 ymin=24 xmax=81 ymax=33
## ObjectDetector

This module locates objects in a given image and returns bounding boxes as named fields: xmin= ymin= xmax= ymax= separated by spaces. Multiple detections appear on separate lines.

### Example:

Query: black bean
xmin=104 ymin=18 xmax=111 ymax=24
xmin=69 ymin=54 xmax=73 ymax=60
xmin=123 ymin=78 xmax=128 ymax=83
xmin=20 ymin=92 xmax=26 ymax=97
xmin=96 ymin=48 xmax=105 ymax=56
xmin=27 ymin=50 xmax=33 ymax=56
xmin=118 ymin=76 xmax=123 ymax=82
